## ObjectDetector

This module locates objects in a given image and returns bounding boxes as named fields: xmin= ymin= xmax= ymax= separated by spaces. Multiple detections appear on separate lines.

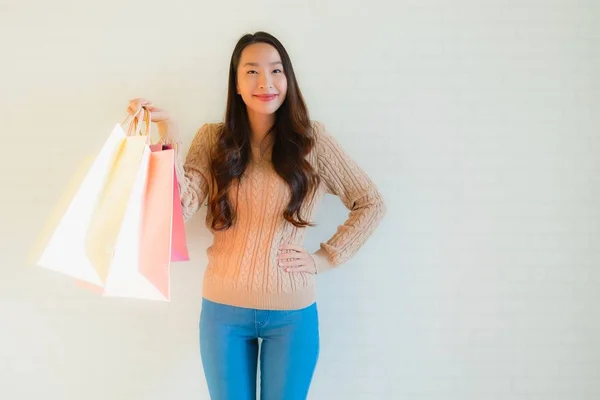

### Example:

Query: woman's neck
xmin=247 ymin=110 xmax=275 ymax=161
xmin=247 ymin=110 xmax=275 ymax=147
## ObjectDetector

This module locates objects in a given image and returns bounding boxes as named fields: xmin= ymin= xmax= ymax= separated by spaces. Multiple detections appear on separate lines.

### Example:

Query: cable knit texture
xmin=169 ymin=121 xmax=386 ymax=310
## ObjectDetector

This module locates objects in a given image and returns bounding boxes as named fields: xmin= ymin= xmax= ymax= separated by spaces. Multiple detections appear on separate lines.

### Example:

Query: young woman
xmin=128 ymin=31 xmax=386 ymax=400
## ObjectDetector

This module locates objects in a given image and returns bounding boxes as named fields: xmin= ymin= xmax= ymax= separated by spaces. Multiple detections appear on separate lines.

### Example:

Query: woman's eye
xmin=247 ymin=70 xmax=258 ymax=74
xmin=273 ymin=69 xmax=283 ymax=73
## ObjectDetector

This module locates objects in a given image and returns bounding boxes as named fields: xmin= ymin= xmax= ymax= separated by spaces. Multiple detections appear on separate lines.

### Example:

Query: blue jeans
xmin=199 ymin=298 xmax=320 ymax=400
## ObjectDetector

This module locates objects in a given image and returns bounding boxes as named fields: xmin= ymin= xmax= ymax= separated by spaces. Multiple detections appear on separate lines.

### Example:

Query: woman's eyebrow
xmin=243 ymin=61 xmax=283 ymax=67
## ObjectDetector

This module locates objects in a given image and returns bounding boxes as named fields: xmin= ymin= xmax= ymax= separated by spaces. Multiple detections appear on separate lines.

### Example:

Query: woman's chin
xmin=247 ymin=103 xmax=283 ymax=116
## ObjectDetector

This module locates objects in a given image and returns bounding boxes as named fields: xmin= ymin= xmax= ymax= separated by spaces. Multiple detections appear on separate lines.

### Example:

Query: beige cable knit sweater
xmin=171 ymin=121 xmax=386 ymax=310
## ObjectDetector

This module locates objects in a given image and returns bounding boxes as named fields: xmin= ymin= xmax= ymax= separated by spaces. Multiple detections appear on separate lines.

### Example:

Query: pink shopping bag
xmin=103 ymin=142 xmax=189 ymax=301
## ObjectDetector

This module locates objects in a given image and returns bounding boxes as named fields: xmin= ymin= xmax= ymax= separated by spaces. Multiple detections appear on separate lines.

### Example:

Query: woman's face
xmin=236 ymin=43 xmax=288 ymax=117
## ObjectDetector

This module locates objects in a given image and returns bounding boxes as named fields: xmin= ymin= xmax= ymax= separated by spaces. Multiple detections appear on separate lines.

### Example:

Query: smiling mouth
xmin=254 ymin=94 xmax=278 ymax=101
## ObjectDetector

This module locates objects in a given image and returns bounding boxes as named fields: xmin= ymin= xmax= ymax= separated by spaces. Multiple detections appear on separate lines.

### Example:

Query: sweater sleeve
xmin=165 ymin=123 xmax=215 ymax=222
xmin=310 ymin=121 xmax=387 ymax=274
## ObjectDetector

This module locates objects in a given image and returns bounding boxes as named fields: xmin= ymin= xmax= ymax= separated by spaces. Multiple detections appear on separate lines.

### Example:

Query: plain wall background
xmin=1 ymin=0 xmax=599 ymax=399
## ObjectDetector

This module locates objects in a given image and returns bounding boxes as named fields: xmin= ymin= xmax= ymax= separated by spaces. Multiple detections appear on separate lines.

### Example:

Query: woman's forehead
xmin=240 ymin=43 xmax=282 ymax=64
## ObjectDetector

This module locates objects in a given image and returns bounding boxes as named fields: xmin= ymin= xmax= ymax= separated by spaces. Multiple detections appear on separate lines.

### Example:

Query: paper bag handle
xmin=121 ymin=106 xmax=143 ymax=131
xmin=129 ymin=107 xmax=152 ymax=137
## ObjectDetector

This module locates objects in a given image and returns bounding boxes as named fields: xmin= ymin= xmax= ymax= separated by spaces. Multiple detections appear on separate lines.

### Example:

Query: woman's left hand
xmin=277 ymin=244 xmax=317 ymax=274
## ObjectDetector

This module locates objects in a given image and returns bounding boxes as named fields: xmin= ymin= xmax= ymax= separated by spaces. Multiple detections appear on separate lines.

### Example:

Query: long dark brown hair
xmin=207 ymin=31 xmax=321 ymax=231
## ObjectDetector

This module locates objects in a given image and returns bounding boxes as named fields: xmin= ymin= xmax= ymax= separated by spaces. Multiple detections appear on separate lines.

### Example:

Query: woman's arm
xmin=159 ymin=121 xmax=213 ymax=222
xmin=311 ymin=121 xmax=387 ymax=274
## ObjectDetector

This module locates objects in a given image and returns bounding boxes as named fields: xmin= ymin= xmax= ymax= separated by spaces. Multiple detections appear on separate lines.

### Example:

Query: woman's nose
xmin=258 ymin=75 xmax=273 ymax=89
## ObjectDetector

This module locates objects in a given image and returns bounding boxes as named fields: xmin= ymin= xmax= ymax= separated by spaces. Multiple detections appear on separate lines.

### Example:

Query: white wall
xmin=1 ymin=0 xmax=599 ymax=399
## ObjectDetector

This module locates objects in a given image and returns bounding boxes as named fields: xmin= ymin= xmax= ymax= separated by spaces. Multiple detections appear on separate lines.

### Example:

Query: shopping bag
xmin=145 ymin=144 xmax=189 ymax=263
xmin=36 ymin=108 xmax=147 ymax=286
xmin=171 ymin=152 xmax=190 ymax=262
xmin=101 ymin=142 xmax=160 ymax=299
xmin=152 ymin=144 xmax=190 ymax=262
xmin=102 ymin=143 xmax=189 ymax=301
xmin=84 ymin=115 xmax=151 ymax=284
